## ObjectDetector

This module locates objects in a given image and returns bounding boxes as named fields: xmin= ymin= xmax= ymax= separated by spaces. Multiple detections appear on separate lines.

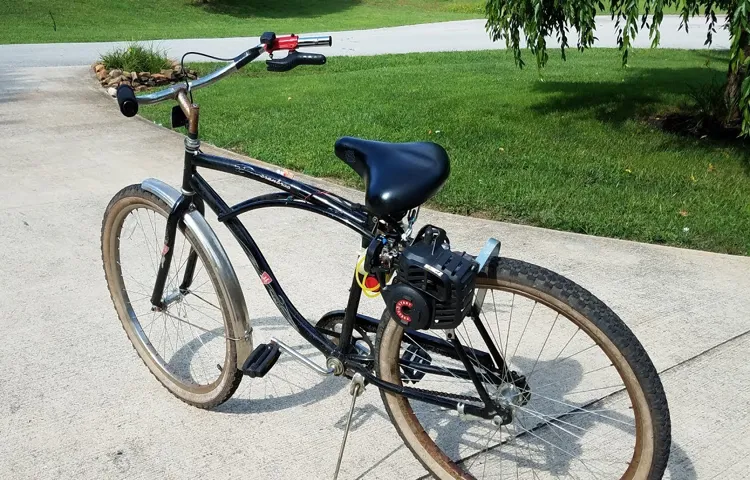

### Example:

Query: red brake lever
xmin=266 ymin=34 xmax=299 ymax=53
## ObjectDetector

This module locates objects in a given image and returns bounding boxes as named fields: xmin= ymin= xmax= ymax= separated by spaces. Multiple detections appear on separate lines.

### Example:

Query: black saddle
xmin=334 ymin=137 xmax=450 ymax=218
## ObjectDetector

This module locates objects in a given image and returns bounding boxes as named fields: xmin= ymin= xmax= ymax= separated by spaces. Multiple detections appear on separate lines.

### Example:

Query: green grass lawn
xmin=138 ymin=49 xmax=750 ymax=255
xmin=0 ymin=0 xmax=483 ymax=44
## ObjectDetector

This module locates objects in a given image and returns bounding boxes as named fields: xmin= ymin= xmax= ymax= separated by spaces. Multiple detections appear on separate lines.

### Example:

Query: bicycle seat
xmin=334 ymin=137 xmax=450 ymax=217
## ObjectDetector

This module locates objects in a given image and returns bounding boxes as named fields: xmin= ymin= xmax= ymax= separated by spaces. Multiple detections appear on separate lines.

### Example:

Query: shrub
xmin=100 ymin=43 xmax=171 ymax=73
xmin=688 ymin=79 xmax=732 ymax=124
xmin=443 ymin=1 xmax=484 ymax=13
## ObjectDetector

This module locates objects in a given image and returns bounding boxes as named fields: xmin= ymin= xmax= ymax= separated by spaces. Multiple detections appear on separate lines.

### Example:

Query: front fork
xmin=149 ymin=193 xmax=205 ymax=309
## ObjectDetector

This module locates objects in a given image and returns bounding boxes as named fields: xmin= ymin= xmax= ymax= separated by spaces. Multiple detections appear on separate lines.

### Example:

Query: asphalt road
xmin=0 ymin=16 xmax=731 ymax=68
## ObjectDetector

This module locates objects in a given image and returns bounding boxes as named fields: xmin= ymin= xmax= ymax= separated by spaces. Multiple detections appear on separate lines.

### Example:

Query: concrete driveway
xmin=1 ymin=65 xmax=749 ymax=479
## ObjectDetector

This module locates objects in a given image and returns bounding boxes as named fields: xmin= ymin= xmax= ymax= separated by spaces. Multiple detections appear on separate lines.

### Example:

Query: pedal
xmin=400 ymin=343 xmax=432 ymax=384
xmin=240 ymin=343 xmax=281 ymax=378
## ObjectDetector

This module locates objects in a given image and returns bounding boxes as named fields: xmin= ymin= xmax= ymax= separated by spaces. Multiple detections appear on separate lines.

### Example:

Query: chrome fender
xmin=473 ymin=237 xmax=501 ymax=310
xmin=141 ymin=178 xmax=253 ymax=365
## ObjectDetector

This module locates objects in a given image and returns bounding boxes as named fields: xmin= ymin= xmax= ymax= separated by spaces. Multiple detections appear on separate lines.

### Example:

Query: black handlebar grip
xmin=266 ymin=51 xmax=327 ymax=72
xmin=116 ymin=84 xmax=139 ymax=117
xmin=296 ymin=52 xmax=326 ymax=66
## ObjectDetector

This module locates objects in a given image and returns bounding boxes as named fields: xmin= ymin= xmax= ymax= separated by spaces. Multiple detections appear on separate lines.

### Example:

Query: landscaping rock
xmin=93 ymin=58 xmax=199 ymax=93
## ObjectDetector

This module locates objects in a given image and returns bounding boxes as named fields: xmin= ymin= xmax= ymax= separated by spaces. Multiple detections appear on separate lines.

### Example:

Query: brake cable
xmin=179 ymin=51 xmax=237 ymax=103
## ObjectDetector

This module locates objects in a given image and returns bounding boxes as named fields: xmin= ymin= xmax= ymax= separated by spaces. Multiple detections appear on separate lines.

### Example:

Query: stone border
xmin=92 ymin=60 xmax=199 ymax=96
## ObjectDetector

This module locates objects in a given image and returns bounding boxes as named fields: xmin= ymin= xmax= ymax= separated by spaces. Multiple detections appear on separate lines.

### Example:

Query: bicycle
xmin=101 ymin=32 xmax=671 ymax=479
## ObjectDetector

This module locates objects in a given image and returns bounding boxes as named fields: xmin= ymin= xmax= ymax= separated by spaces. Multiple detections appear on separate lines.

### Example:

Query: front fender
xmin=141 ymin=178 xmax=253 ymax=366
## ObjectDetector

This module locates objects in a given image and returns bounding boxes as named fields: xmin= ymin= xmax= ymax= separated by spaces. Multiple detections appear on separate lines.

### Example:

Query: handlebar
xmin=116 ymin=32 xmax=332 ymax=117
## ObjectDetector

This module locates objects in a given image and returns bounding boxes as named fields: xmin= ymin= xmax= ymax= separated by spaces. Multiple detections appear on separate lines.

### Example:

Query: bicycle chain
xmin=400 ymin=384 xmax=483 ymax=404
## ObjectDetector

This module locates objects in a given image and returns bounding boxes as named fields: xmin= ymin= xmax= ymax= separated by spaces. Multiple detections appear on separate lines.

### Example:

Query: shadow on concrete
xmin=194 ymin=0 xmax=361 ymax=19
xmin=213 ymin=315 xmax=349 ymax=414
xmin=667 ymin=441 xmax=698 ymax=479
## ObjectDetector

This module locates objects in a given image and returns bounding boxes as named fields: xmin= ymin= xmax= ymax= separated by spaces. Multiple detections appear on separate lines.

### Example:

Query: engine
xmin=382 ymin=226 xmax=478 ymax=330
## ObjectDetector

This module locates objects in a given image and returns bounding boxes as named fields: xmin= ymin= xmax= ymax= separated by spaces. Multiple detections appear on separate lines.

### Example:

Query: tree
xmin=485 ymin=0 xmax=750 ymax=135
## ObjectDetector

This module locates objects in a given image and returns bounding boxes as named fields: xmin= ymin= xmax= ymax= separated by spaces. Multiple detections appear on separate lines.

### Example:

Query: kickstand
xmin=333 ymin=373 xmax=366 ymax=480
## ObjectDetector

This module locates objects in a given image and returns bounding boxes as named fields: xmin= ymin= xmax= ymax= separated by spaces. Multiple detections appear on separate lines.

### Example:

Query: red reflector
xmin=364 ymin=275 xmax=380 ymax=291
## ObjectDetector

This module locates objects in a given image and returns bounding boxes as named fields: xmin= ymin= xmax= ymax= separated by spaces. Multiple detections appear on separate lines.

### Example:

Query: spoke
xmin=170 ymin=307 xmax=210 ymax=384
xmin=534 ymin=364 xmax=614 ymax=390
xmin=403 ymin=332 xmax=463 ymax=382
xmin=482 ymin=426 xmax=502 ymax=478
xmin=489 ymin=289 xmax=507 ymax=359
xmin=181 ymin=298 xmax=224 ymax=327
xmin=512 ymin=417 xmax=604 ymax=480
xmin=525 ymin=391 xmax=634 ymax=427
xmin=147 ymin=310 xmax=157 ymax=339
xmin=119 ymin=265 xmax=155 ymax=293
xmin=554 ymin=327 xmax=581 ymax=362
xmin=461 ymin=425 xmax=502 ymax=472
xmin=188 ymin=291 xmax=220 ymax=310
xmin=504 ymin=292 xmax=515 ymax=361
xmin=517 ymin=406 xmax=586 ymax=443
xmin=515 ymin=404 xmax=633 ymax=464
xmin=171 ymin=235 xmax=188 ymax=286
xmin=134 ymin=209 xmax=158 ymax=275
xmin=511 ymin=302 xmax=536 ymax=363
xmin=161 ymin=312 xmax=176 ymax=360
xmin=479 ymin=297 xmax=504 ymax=366
xmin=531 ymin=343 xmax=599 ymax=382
xmin=126 ymin=292 xmax=153 ymax=303
xmin=188 ymin=275 xmax=212 ymax=295
xmin=458 ymin=327 xmax=492 ymax=386
xmin=159 ymin=308 xmax=226 ymax=339
xmin=527 ymin=313 xmax=560 ymax=380
xmin=148 ymin=209 xmax=161 ymax=267
xmin=564 ymin=384 xmax=624 ymax=396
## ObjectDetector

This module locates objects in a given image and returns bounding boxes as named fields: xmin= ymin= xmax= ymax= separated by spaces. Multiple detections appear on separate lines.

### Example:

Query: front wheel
xmin=375 ymin=257 xmax=670 ymax=479
xmin=101 ymin=184 xmax=243 ymax=409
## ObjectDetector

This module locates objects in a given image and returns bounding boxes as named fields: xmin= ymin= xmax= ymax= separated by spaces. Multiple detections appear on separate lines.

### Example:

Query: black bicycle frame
xmin=149 ymin=147 xmax=501 ymax=420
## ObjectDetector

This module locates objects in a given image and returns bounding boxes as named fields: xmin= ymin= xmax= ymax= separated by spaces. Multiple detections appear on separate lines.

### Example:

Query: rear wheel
xmin=375 ymin=257 xmax=670 ymax=479
xmin=102 ymin=185 xmax=243 ymax=408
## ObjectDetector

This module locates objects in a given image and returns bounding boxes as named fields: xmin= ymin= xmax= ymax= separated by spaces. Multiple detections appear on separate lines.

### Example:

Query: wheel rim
xmin=378 ymin=277 xmax=654 ymax=480
xmin=108 ymin=200 xmax=231 ymax=394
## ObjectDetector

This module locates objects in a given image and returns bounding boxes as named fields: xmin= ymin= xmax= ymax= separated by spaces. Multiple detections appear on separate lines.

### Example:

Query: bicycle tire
xmin=375 ymin=256 xmax=670 ymax=479
xmin=102 ymin=184 xmax=243 ymax=409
